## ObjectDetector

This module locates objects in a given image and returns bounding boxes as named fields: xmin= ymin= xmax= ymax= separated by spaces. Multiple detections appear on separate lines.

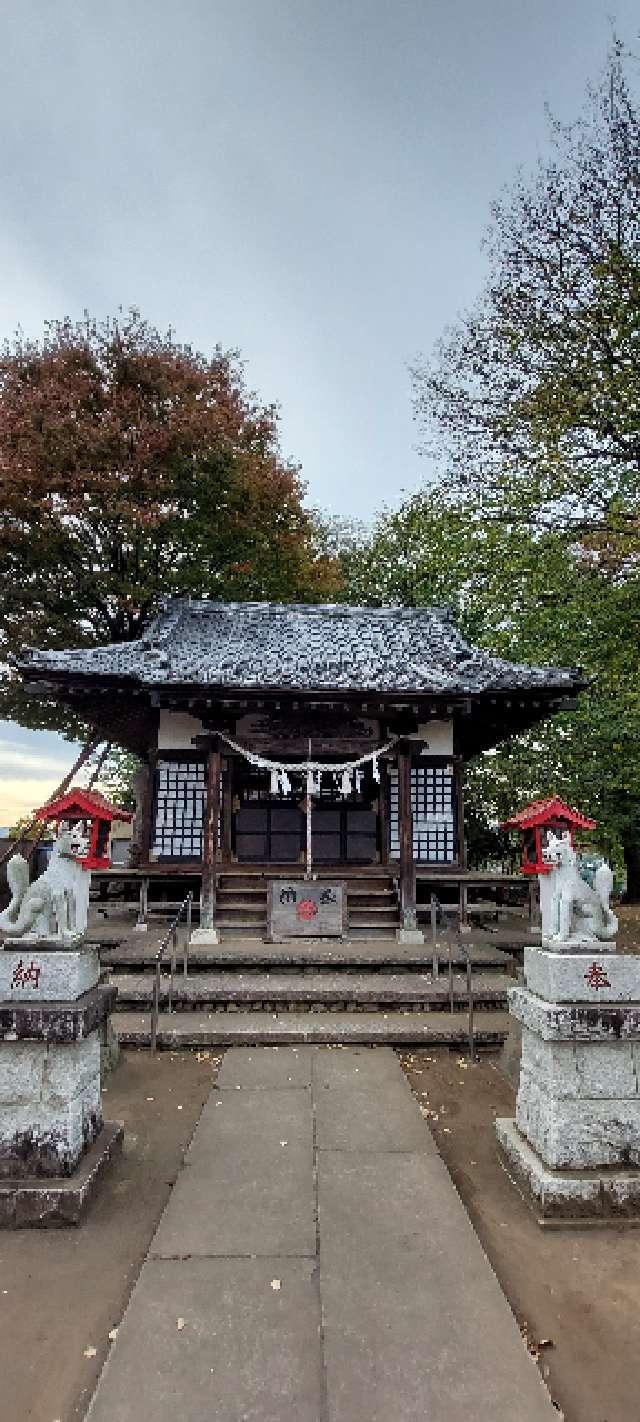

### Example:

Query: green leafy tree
xmin=345 ymin=490 xmax=640 ymax=893
xmin=412 ymin=44 xmax=640 ymax=546
xmin=94 ymin=747 xmax=141 ymax=812
xmin=392 ymin=45 xmax=640 ymax=894
xmin=0 ymin=310 xmax=341 ymax=732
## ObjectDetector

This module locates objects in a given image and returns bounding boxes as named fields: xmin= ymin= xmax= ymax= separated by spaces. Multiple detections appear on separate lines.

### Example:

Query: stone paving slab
xmin=313 ymin=1043 xmax=412 ymax=1088
xmin=315 ymin=1080 xmax=428 ymax=1152
xmin=87 ymin=1256 xmax=322 ymax=1422
xmin=318 ymin=1148 xmax=555 ymax=1421
xmin=152 ymin=1087 xmax=315 ymax=1259
xmin=87 ymin=1043 xmax=554 ymax=1422
xmin=313 ymin=1047 xmax=431 ymax=1151
xmin=217 ymin=1044 xmax=313 ymax=1089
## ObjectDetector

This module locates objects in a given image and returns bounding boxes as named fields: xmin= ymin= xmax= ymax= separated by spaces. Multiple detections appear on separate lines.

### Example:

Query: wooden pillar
xmin=201 ymin=739 xmax=221 ymax=931
xmin=131 ymin=754 xmax=155 ymax=867
xmin=136 ymin=876 xmax=149 ymax=930
xmin=378 ymin=759 xmax=390 ymax=865
xmin=454 ymin=758 xmax=467 ymax=868
xmin=221 ymin=755 xmax=234 ymax=863
xmin=397 ymin=744 xmax=417 ymax=931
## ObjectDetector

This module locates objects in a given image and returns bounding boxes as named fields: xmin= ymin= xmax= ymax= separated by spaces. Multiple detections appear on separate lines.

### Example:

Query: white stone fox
xmin=541 ymin=830 xmax=618 ymax=946
xmin=0 ymin=824 xmax=90 ymax=943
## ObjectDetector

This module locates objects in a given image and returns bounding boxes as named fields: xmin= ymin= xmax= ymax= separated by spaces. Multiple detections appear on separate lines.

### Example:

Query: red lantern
xmin=35 ymin=787 xmax=132 ymax=870
xmin=501 ymin=797 xmax=596 ymax=876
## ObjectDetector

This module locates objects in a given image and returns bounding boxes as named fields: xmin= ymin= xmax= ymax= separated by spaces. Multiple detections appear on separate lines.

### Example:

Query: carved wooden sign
xmin=267 ymin=881 xmax=346 ymax=939
xmin=235 ymin=713 xmax=379 ymax=757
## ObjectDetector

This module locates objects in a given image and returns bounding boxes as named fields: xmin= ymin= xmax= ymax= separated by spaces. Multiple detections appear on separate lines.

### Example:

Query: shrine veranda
xmin=17 ymin=599 xmax=585 ymax=937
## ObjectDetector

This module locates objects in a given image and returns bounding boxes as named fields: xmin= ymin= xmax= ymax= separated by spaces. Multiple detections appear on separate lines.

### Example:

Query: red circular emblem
xmin=297 ymin=898 xmax=318 ymax=921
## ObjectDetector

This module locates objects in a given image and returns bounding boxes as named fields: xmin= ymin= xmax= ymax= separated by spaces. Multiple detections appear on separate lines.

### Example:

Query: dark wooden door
xmin=311 ymin=807 xmax=377 ymax=862
xmin=233 ymin=763 xmax=378 ymax=864
xmin=235 ymin=803 xmax=302 ymax=862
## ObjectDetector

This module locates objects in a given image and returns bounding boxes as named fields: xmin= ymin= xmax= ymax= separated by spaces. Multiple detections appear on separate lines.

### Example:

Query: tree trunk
xmin=623 ymin=835 xmax=640 ymax=902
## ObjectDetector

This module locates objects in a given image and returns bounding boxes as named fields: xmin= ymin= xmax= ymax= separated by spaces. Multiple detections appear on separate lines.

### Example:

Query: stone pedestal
xmin=496 ymin=943 xmax=640 ymax=1223
xmin=189 ymin=927 xmax=220 ymax=947
xmin=0 ymin=943 xmax=123 ymax=1226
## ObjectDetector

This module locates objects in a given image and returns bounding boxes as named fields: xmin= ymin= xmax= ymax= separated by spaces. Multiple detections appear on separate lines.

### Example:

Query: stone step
xmin=349 ymin=907 xmax=399 ymax=922
xmin=114 ymin=1008 xmax=508 ymax=1048
xmin=108 ymin=969 xmax=512 ymax=1010
xmin=217 ymin=889 xmax=267 ymax=901
xmin=216 ymin=900 xmax=268 ymax=913
xmin=348 ymin=889 xmax=397 ymax=901
xmin=216 ymin=910 xmax=267 ymax=926
xmin=101 ymin=940 xmax=515 ymax=970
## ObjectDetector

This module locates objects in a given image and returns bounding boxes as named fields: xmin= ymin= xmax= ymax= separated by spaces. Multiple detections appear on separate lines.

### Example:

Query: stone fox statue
xmin=541 ymin=831 xmax=618 ymax=945
xmin=0 ymin=824 xmax=90 ymax=942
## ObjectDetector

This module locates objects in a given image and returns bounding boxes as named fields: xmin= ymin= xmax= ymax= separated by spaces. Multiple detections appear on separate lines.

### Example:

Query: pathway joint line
xmin=311 ymin=1048 xmax=331 ymax=1422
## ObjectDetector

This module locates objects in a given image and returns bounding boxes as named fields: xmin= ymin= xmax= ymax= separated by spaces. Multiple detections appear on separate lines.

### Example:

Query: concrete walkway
xmin=87 ymin=1046 xmax=556 ymax=1422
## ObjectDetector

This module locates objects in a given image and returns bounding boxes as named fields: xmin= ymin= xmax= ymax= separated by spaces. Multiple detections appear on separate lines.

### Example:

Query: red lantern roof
xmin=501 ymin=796 xmax=596 ymax=832
xmin=36 ymin=786 xmax=132 ymax=824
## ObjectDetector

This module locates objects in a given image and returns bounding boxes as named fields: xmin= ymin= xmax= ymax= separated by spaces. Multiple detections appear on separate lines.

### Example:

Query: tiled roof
xmin=502 ymin=797 xmax=596 ymax=830
xmin=36 ymin=787 xmax=132 ymax=823
xmin=19 ymin=599 xmax=585 ymax=697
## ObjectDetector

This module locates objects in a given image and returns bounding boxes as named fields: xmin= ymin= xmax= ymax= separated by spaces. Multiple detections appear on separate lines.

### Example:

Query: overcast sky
xmin=1 ymin=0 xmax=638 ymax=824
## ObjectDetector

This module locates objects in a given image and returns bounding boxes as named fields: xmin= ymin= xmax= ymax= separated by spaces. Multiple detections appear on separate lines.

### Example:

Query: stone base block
xmin=515 ymin=1072 xmax=640 ymax=1168
xmin=100 ymin=1015 xmax=121 ymax=1077
xmin=189 ymin=928 xmax=219 ymax=946
xmin=508 ymin=984 xmax=640 ymax=1042
xmin=0 ymin=948 xmax=99 ymax=1002
xmin=540 ymin=938 xmax=617 ymax=954
xmin=520 ymin=1027 xmax=640 ymax=1100
xmin=499 ymin=1017 xmax=522 ymax=1087
xmin=525 ymin=946 xmax=639 ymax=1003
xmin=0 ymin=1032 xmax=102 ymax=1177
xmin=0 ymin=985 xmax=116 ymax=1045
xmin=496 ymin=1117 xmax=640 ymax=1225
xmin=0 ymin=1121 xmax=124 ymax=1227
xmin=396 ymin=928 xmax=425 ymax=945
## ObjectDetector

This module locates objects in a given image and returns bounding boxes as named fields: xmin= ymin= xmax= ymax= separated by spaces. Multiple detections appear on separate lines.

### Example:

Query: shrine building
xmin=19 ymin=599 xmax=585 ymax=937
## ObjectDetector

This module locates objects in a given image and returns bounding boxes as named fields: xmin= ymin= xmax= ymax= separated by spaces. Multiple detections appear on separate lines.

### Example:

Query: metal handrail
xmin=430 ymin=892 xmax=474 ymax=1060
xmin=150 ymin=893 xmax=193 ymax=1053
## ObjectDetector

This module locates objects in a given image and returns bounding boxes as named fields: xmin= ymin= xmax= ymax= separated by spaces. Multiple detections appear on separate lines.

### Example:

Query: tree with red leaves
xmin=0 ymin=309 xmax=339 ymax=729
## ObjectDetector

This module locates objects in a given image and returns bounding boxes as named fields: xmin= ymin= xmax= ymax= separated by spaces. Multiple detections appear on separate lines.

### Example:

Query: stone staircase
xmin=99 ymin=931 xmax=515 ymax=1049
xmin=214 ymin=871 xmax=400 ymax=939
